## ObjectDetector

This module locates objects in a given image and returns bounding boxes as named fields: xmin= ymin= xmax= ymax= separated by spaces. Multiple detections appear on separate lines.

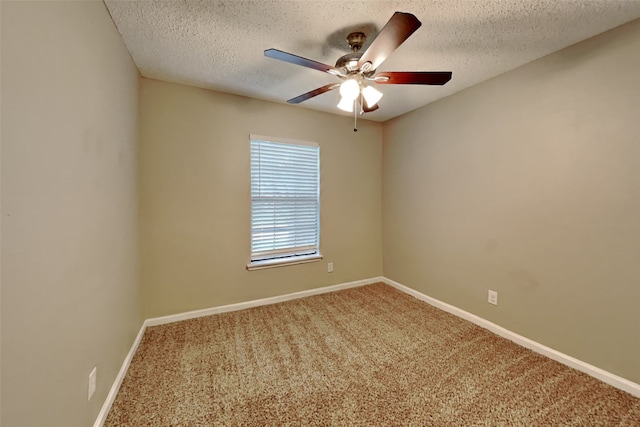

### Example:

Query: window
xmin=247 ymin=135 xmax=321 ymax=270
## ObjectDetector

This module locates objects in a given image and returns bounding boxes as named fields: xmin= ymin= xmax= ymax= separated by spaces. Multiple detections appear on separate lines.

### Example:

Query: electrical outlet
xmin=488 ymin=290 xmax=498 ymax=305
xmin=327 ymin=262 xmax=334 ymax=273
xmin=88 ymin=367 xmax=97 ymax=401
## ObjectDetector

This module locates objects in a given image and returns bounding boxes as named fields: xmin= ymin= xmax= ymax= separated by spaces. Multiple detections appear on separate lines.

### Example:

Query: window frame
xmin=246 ymin=134 xmax=322 ymax=270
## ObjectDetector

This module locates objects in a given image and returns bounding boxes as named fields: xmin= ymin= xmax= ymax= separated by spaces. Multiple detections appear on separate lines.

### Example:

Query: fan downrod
xmin=346 ymin=32 xmax=366 ymax=52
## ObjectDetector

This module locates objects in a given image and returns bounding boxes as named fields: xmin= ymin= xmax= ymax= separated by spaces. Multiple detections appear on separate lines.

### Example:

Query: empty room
xmin=2 ymin=1 xmax=639 ymax=426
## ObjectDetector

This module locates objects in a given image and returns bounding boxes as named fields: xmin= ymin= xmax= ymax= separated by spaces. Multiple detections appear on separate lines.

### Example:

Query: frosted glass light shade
xmin=339 ymin=79 xmax=360 ymax=100
xmin=337 ymin=96 xmax=354 ymax=112
xmin=362 ymin=85 xmax=383 ymax=108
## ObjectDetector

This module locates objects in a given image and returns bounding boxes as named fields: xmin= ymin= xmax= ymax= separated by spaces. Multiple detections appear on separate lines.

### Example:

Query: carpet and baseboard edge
xmin=382 ymin=277 xmax=640 ymax=398
xmin=93 ymin=277 xmax=379 ymax=427
xmin=92 ymin=322 xmax=147 ymax=427
xmin=93 ymin=276 xmax=640 ymax=426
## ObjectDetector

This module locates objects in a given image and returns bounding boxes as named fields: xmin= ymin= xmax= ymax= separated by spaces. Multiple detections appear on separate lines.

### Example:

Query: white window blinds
xmin=250 ymin=136 xmax=320 ymax=263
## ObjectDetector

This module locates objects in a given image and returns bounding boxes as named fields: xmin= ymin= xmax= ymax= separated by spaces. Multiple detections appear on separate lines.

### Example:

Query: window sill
xmin=246 ymin=254 xmax=323 ymax=271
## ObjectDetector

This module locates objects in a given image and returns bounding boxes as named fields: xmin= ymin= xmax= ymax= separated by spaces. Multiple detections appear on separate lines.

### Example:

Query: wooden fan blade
xmin=265 ymin=49 xmax=342 ymax=75
xmin=358 ymin=12 xmax=422 ymax=71
xmin=362 ymin=102 xmax=380 ymax=113
xmin=358 ymin=93 xmax=380 ymax=113
xmin=374 ymin=71 xmax=452 ymax=85
xmin=287 ymin=83 xmax=340 ymax=104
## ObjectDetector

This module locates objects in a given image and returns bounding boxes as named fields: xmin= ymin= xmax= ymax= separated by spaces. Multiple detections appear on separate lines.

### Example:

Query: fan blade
xmin=362 ymin=102 xmax=380 ymax=113
xmin=374 ymin=71 xmax=452 ymax=85
xmin=358 ymin=12 xmax=422 ymax=71
xmin=287 ymin=83 xmax=340 ymax=104
xmin=265 ymin=49 xmax=342 ymax=76
xmin=358 ymin=93 xmax=380 ymax=113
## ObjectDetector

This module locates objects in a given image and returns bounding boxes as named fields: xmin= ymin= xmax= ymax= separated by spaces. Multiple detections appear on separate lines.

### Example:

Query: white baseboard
xmin=93 ymin=322 xmax=147 ymax=427
xmin=145 ymin=276 xmax=384 ymax=327
xmin=94 ymin=275 xmax=639 ymax=426
xmin=381 ymin=277 xmax=640 ymax=398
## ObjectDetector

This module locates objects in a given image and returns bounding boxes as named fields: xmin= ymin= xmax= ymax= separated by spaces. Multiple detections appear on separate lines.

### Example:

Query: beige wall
xmin=1 ymin=2 xmax=141 ymax=426
xmin=139 ymin=79 xmax=382 ymax=318
xmin=382 ymin=20 xmax=640 ymax=384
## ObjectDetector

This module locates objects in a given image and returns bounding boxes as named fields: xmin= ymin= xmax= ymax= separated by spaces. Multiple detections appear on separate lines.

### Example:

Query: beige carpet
xmin=105 ymin=283 xmax=640 ymax=426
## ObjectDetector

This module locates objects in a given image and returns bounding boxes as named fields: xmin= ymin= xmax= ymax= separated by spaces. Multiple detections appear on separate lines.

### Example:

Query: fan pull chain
xmin=353 ymin=100 xmax=358 ymax=132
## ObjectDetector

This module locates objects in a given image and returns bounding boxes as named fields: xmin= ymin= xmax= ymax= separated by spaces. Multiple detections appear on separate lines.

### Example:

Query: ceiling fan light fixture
xmin=362 ymin=85 xmax=383 ymax=108
xmin=264 ymin=12 xmax=453 ymax=121
xmin=339 ymin=78 xmax=360 ymax=101
xmin=337 ymin=96 xmax=354 ymax=112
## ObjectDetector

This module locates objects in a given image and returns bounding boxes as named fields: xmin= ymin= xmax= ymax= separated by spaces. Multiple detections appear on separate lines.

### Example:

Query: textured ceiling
xmin=104 ymin=0 xmax=640 ymax=122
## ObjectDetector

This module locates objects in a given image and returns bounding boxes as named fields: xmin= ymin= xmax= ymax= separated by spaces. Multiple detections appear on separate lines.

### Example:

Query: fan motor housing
xmin=335 ymin=52 xmax=362 ymax=73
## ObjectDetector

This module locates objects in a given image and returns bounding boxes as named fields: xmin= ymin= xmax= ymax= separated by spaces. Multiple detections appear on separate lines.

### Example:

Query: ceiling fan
xmin=264 ymin=11 xmax=452 ymax=126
